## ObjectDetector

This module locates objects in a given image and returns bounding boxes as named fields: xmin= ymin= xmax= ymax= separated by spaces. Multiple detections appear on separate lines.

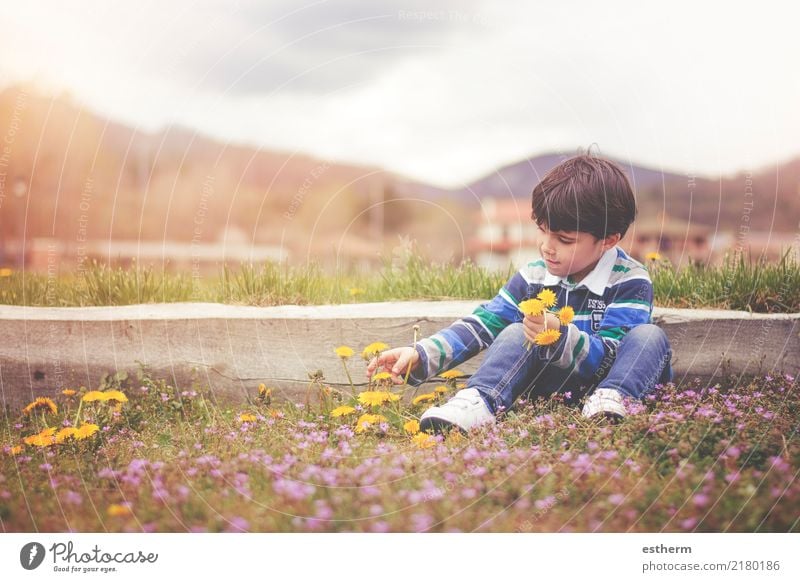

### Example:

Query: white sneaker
xmin=419 ymin=388 xmax=496 ymax=434
xmin=581 ymin=388 xmax=627 ymax=421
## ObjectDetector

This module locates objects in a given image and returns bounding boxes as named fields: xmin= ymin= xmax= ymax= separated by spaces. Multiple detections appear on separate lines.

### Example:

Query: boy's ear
xmin=601 ymin=232 xmax=621 ymax=250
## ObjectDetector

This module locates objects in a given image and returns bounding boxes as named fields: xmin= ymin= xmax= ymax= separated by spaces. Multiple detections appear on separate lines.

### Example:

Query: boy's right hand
xmin=366 ymin=347 xmax=421 ymax=385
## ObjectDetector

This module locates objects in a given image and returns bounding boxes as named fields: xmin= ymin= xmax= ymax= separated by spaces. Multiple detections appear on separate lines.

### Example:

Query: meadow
xmin=1 ymin=364 xmax=797 ymax=532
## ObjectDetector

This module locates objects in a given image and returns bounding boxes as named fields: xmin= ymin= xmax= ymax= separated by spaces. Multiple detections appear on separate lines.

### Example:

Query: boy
xmin=366 ymin=153 xmax=673 ymax=434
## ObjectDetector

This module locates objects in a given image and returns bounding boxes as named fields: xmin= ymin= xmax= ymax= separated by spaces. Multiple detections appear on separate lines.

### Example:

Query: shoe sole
xmin=582 ymin=396 xmax=627 ymax=419
xmin=419 ymin=416 xmax=467 ymax=436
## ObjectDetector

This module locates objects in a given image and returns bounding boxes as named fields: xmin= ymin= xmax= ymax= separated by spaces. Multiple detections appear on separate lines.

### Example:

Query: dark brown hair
xmin=530 ymin=153 xmax=636 ymax=240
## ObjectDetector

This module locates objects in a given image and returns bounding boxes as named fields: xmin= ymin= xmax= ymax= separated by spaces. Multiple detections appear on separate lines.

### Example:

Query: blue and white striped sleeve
xmin=406 ymin=269 xmax=531 ymax=386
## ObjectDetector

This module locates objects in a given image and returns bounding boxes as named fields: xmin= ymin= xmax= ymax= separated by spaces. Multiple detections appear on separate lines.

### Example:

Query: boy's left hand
xmin=523 ymin=312 xmax=562 ymax=342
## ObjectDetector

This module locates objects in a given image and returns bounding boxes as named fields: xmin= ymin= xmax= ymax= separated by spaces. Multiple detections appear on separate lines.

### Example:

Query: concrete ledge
xmin=1 ymin=302 xmax=798 ymax=410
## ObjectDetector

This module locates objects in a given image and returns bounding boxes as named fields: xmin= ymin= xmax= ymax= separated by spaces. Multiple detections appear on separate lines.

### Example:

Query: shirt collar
xmin=542 ymin=246 xmax=618 ymax=295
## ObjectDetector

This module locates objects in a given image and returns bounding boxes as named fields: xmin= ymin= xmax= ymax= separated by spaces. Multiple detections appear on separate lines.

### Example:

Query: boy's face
xmin=534 ymin=221 xmax=620 ymax=283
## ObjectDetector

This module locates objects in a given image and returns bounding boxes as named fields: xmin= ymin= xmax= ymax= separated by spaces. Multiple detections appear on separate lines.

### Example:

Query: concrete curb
xmin=1 ymin=302 xmax=798 ymax=410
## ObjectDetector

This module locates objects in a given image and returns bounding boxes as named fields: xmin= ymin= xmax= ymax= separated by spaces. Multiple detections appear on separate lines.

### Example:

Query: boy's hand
xmin=366 ymin=347 xmax=421 ymax=385
xmin=523 ymin=312 xmax=562 ymax=344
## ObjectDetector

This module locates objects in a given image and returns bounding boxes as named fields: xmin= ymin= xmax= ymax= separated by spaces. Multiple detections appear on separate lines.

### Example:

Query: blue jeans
xmin=467 ymin=323 xmax=673 ymax=414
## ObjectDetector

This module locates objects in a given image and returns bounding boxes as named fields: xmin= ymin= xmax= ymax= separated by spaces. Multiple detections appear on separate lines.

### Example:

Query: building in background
xmin=627 ymin=213 xmax=713 ymax=265
xmin=467 ymin=198 xmax=539 ymax=271
xmin=467 ymin=198 xmax=797 ymax=270
xmin=20 ymin=235 xmax=287 ymax=275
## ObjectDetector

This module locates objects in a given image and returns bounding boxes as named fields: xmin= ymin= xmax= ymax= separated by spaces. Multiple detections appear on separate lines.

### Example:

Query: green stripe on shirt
xmin=597 ymin=326 xmax=626 ymax=340
xmin=564 ymin=334 xmax=586 ymax=375
xmin=473 ymin=305 xmax=508 ymax=338
xmin=430 ymin=337 xmax=447 ymax=373
xmin=499 ymin=288 xmax=519 ymax=307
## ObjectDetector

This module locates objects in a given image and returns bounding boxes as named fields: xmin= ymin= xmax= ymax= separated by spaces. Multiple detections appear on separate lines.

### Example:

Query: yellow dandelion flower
xmin=361 ymin=342 xmax=389 ymax=359
xmin=25 ymin=434 xmax=53 ymax=447
xmin=534 ymin=329 xmax=561 ymax=346
xmin=107 ymin=503 xmax=132 ymax=517
xmin=75 ymin=423 xmax=100 ymax=440
xmin=258 ymin=384 xmax=272 ymax=403
xmin=519 ymin=298 xmax=545 ymax=317
xmin=335 ymin=346 xmax=354 ymax=359
xmin=358 ymin=391 xmax=396 ymax=407
xmin=267 ymin=408 xmax=283 ymax=419
xmin=349 ymin=287 xmax=365 ymax=296
xmin=0 ymin=267 xmax=13 ymax=277
xmin=82 ymin=390 xmax=106 ymax=402
xmin=412 ymin=393 xmax=436 ymax=406
xmin=55 ymin=427 xmax=80 ymax=444
xmin=372 ymin=371 xmax=392 ymax=381
xmin=330 ymin=405 xmax=356 ymax=417
xmin=22 ymin=397 xmax=58 ymax=415
xmin=355 ymin=413 xmax=387 ymax=433
xmin=645 ymin=251 xmax=661 ymax=261
xmin=412 ymin=432 xmax=436 ymax=449
xmin=557 ymin=305 xmax=575 ymax=326
xmin=8 ymin=445 xmax=23 ymax=455
xmin=358 ymin=391 xmax=384 ymax=407
xmin=434 ymin=385 xmax=449 ymax=394
xmin=537 ymin=288 xmax=557 ymax=307
xmin=456 ymin=382 xmax=467 ymax=389
xmin=23 ymin=428 xmax=57 ymax=447
xmin=61 ymin=389 xmax=77 ymax=397
xmin=238 ymin=413 xmax=257 ymax=423
xmin=403 ymin=420 xmax=420 ymax=435
xmin=103 ymin=390 xmax=128 ymax=403
xmin=438 ymin=370 xmax=465 ymax=379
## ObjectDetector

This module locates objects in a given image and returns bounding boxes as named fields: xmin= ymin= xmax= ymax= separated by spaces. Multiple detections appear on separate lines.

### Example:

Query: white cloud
xmin=1 ymin=0 xmax=798 ymax=187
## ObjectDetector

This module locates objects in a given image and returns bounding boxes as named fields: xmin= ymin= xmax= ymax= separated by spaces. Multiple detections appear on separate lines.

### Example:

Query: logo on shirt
xmin=590 ymin=310 xmax=604 ymax=332
xmin=587 ymin=298 xmax=606 ymax=310
xmin=587 ymin=299 xmax=606 ymax=332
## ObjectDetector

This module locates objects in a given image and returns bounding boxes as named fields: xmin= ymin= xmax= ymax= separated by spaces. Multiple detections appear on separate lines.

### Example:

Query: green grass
xmin=651 ymin=250 xmax=800 ymax=313
xmin=1 ymin=248 xmax=798 ymax=312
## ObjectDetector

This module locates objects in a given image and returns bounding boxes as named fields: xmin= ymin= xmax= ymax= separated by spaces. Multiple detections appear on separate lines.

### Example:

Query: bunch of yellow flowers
xmin=518 ymin=288 xmax=574 ymax=350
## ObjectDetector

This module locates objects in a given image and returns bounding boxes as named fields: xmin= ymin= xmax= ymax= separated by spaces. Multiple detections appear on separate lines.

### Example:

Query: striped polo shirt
xmin=407 ymin=245 xmax=653 ymax=387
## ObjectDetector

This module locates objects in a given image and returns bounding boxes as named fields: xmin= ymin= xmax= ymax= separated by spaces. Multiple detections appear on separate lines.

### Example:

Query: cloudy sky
xmin=1 ymin=0 xmax=798 ymax=187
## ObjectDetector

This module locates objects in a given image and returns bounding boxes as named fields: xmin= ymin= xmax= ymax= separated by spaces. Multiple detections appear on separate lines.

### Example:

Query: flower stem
xmin=340 ymin=359 xmax=355 ymax=396
xmin=404 ymin=325 xmax=420 ymax=385
xmin=74 ymin=400 xmax=83 ymax=426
